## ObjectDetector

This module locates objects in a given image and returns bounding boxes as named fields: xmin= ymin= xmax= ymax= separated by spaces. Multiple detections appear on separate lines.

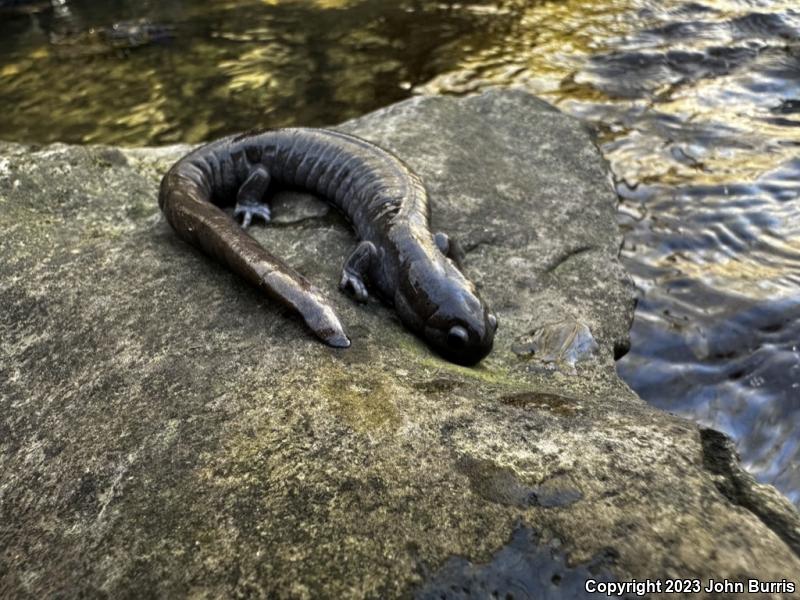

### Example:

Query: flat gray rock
xmin=1 ymin=89 xmax=798 ymax=598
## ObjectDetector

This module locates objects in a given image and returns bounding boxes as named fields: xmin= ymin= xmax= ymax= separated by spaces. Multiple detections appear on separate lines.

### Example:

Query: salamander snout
xmin=397 ymin=258 xmax=497 ymax=365
xmin=432 ymin=308 xmax=497 ymax=366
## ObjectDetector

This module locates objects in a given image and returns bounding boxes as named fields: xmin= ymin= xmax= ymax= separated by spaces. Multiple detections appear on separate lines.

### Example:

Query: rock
xmin=1 ymin=89 xmax=798 ymax=598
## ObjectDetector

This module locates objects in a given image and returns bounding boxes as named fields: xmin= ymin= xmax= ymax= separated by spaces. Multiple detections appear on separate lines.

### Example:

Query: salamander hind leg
xmin=234 ymin=165 xmax=272 ymax=228
xmin=339 ymin=240 xmax=376 ymax=303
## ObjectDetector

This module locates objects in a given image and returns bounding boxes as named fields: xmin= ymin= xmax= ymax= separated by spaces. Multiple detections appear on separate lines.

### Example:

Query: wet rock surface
xmin=1 ymin=89 xmax=798 ymax=598
xmin=415 ymin=526 xmax=613 ymax=600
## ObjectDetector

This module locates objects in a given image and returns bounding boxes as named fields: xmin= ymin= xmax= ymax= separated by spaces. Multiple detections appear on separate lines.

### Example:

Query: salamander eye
xmin=447 ymin=325 xmax=469 ymax=348
xmin=488 ymin=314 xmax=498 ymax=331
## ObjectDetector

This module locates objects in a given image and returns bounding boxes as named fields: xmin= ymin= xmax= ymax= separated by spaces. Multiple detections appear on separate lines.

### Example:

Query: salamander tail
xmin=160 ymin=173 xmax=350 ymax=349
xmin=273 ymin=274 xmax=351 ymax=348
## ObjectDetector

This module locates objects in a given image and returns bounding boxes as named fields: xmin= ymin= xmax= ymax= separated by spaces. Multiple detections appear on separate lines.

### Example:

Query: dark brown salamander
xmin=159 ymin=128 xmax=497 ymax=365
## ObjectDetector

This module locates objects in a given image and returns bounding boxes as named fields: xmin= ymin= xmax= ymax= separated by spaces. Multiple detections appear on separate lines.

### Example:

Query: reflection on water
xmin=1 ymin=0 xmax=798 ymax=504
xmin=0 ymin=0 xmax=488 ymax=143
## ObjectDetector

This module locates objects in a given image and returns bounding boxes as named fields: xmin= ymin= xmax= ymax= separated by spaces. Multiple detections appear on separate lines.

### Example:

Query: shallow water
xmin=1 ymin=0 xmax=798 ymax=505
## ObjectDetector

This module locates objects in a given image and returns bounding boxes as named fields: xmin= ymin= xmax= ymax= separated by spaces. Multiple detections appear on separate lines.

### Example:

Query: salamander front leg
xmin=339 ymin=240 xmax=376 ymax=303
xmin=234 ymin=165 xmax=272 ymax=228
xmin=434 ymin=231 xmax=465 ymax=268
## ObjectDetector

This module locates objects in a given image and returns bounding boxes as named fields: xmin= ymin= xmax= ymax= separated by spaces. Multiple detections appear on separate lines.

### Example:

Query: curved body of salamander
xmin=159 ymin=127 xmax=497 ymax=365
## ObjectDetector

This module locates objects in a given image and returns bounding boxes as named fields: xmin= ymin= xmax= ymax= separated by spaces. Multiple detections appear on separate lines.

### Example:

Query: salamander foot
xmin=435 ymin=231 xmax=465 ymax=268
xmin=340 ymin=271 xmax=369 ymax=302
xmin=339 ymin=240 xmax=376 ymax=303
xmin=234 ymin=203 xmax=271 ymax=229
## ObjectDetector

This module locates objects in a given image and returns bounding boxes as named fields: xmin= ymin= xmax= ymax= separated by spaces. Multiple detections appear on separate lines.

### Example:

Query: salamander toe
xmin=340 ymin=270 xmax=369 ymax=303
xmin=234 ymin=203 xmax=271 ymax=229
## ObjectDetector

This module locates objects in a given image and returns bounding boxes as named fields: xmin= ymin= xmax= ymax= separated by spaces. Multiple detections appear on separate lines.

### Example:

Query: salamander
xmin=159 ymin=127 xmax=497 ymax=365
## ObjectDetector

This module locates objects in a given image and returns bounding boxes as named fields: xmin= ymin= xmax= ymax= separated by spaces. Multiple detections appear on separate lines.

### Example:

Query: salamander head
xmin=394 ymin=252 xmax=497 ymax=365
